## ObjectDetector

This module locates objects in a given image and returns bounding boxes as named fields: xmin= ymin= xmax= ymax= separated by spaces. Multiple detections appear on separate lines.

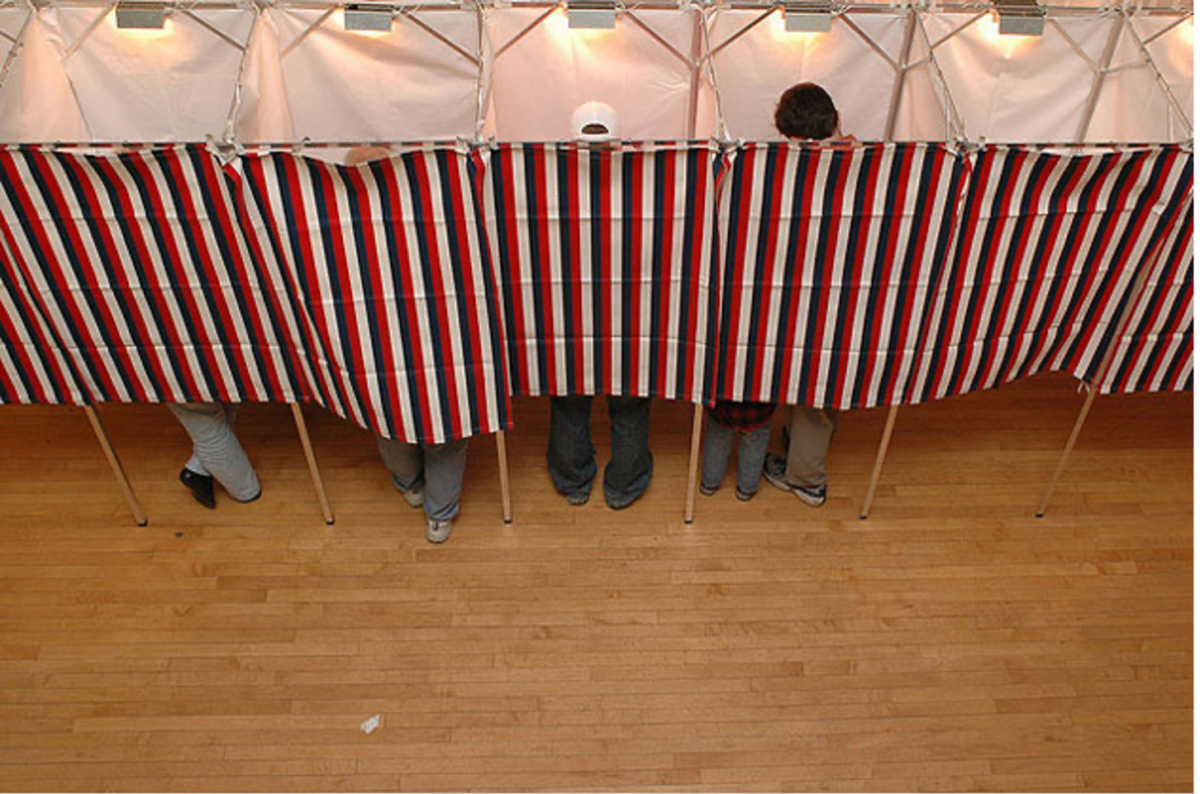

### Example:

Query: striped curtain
xmin=0 ymin=237 xmax=87 ymax=405
xmin=1099 ymin=193 xmax=1194 ymax=394
xmin=911 ymin=145 xmax=1193 ymax=403
xmin=483 ymin=143 xmax=721 ymax=403
xmin=238 ymin=148 xmax=510 ymax=443
xmin=0 ymin=146 xmax=300 ymax=406
xmin=712 ymin=142 xmax=966 ymax=409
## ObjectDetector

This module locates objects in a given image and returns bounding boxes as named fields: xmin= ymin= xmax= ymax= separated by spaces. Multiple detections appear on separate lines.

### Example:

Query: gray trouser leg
xmin=422 ymin=439 xmax=468 ymax=522
xmin=785 ymin=405 xmax=838 ymax=490
xmin=377 ymin=436 xmax=469 ymax=522
xmin=737 ymin=423 xmax=771 ymax=495
xmin=168 ymin=402 xmax=260 ymax=501
xmin=376 ymin=434 xmax=424 ymax=491
xmin=604 ymin=395 xmax=652 ymax=508
xmin=547 ymin=395 xmax=597 ymax=498
xmin=701 ymin=413 xmax=734 ymax=491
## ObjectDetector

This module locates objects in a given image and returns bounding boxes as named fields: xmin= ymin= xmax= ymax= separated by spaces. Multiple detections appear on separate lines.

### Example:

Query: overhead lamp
xmin=567 ymin=0 xmax=617 ymax=30
xmin=781 ymin=1 xmax=832 ymax=33
xmin=344 ymin=3 xmax=394 ymax=32
xmin=115 ymin=2 xmax=167 ymax=29
xmin=994 ymin=0 xmax=1045 ymax=36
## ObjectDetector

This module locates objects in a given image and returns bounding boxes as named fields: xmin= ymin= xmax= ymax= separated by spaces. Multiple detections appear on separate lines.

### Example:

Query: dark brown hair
xmin=774 ymin=82 xmax=839 ymax=140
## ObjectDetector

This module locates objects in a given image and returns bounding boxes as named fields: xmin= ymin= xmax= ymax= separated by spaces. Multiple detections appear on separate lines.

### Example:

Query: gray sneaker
xmin=426 ymin=518 xmax=453 ymax=544
xmin=762 ymin=453 xmax=827 ymax=507
xmin=566 ymin=491 xmax=590 ymax=506
xmin=392 ymin=477 xmax=424 ymax=508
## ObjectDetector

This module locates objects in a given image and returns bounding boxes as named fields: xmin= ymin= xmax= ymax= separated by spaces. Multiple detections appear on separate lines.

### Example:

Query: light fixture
xmin=781 ymin=1 xmax=833 ymax=33
xmin=567 ymin=0 xmax=617 ymax=30
xmin=115 ymin=2 xmax=167 ymax=30
xmin=344 ymin=3 xmax=393 ymax=32
xmin=994 ymin=0 xmax=1045 ymax=36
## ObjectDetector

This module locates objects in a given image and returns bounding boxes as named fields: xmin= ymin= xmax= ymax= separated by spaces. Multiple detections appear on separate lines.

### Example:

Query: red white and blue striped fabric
xmin=911 ymin=145 xmax=1193 ymax=403
xmin=238 ymin=148 xmax=510 ymax=443
xmin=0 ymin=237 xmax=88 ymax=405
xmin=1099 ymin=193 xmax=1193 ymax=394
xmin=0 ymin=145 xmax=301 ymax=406
xmin=482 ymin=143 xmax=721 ymax=403
xmin=713 ymin=142 xmax=966 ymax=409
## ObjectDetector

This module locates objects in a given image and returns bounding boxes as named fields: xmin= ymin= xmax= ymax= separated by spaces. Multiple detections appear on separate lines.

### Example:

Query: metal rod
xmin=625 ymin=8 xmax=694 ymax=69
xmin=0 ymin=10 xmax=31 ymax=96
xmin=222 ymin=9 xmax=260 ymax=143
xmin=1047 ymin=17 xmax=1099 ymax=73
xmin=685 ymin=3 xmax=703 ymax=140
xmin=705 ymin=6 xmax=774 ymax=60
xmin=290 ymin=402 xmax=334 ymax=524
xmin=1122 ymin=14 xmax=1193 ymax=138
xmin=838 ymin=13 xmax=899 ymax=72
xmin=1142 ymin=12 xmax=1191 ymax=46
xmin=927 ymin=10 xmax=986 ymax=51
xmin=1074 ymin=14 xmax=1123 ymax=142
xmin=859 ymin=404 xmax=897 ymax=520
xmin=883 ymin=9 xmax=917 ymax=142
xmin=279 ymin=6 xmax=335 ymax=59
xmin=63 ymin=0 xmax=115 ymax=59
xmin=684 ymin=402 xmax=703 ymax=524
xmin=492 ymin=5 xmax=555 ymax=59
xmin=83 ymin=405 xmax=149 ymax=526
xmin=496 ymin=429 xmax=512 ymax=524
xmin=915 ymin=12 xmax=966 ymax=141
xmin=400 ymin=9 xmax=481 ymax=66
xmin=176 ymin=6 xmax=249 ymax=50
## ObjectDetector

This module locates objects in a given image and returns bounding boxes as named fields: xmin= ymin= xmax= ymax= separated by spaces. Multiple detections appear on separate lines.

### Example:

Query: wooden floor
xmin=0 ymin=373 xmax=1192 ymax=792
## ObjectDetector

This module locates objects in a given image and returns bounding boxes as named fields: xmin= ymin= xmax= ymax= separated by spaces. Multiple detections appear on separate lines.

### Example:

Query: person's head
xmin=571 ymin=101 xmax=621 ymax=142
xmin=774 ymin=82 xmax=839 ymax=140
xmin=345 ymin=146 xmax=392 ymax=166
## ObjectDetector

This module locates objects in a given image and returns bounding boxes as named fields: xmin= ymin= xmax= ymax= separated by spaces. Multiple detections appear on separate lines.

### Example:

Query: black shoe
xmin=179 ymin=468 xmax=216 ymax=509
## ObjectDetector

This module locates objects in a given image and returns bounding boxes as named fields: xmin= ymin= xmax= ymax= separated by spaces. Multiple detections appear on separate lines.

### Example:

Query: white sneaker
xmin=426 ymin=518 xmax=453 ymax=544
xmin=392 ymin=477 xmax=424 ymax=508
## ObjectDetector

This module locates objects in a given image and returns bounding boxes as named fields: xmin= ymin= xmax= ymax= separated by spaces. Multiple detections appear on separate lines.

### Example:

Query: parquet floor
xmin=0 ymin=372 xmax=1191 ymax=792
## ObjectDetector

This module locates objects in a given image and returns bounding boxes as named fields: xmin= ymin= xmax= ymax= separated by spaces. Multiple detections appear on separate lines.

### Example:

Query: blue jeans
xmin=376 ymin=436 xmax=468 ymax=522
xmin=701 ymin=412 xmax=770 ymax=496
xmin=547 ymin=395 xmax=653 ymax=509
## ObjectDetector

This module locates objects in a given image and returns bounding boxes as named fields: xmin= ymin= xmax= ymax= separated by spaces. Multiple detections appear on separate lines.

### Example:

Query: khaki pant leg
xmin=785 ymin=405 xmax=838 ymax=490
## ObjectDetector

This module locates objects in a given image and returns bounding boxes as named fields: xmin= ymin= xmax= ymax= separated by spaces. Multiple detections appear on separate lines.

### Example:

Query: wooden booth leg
xmin=684 ymin=403 xmax=704 ymax=524
xmin=496 ymin=430 xmax=513 ymax=524
xmin=1036 ymin=386 xmax=1097 ymax=518
xmin=83 ymin=405 xmax=148 ymax=527
xmin=290 ymin=403 xmax=334 ymax=525
xmin=860 ymin=405 xmax=899 ymax=521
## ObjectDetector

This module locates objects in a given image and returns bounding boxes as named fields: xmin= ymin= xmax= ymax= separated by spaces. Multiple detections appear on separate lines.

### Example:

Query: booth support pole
xmin=290 ymin=403 xmax=334 ymax=525
xmin=1036 ymin=386 xmax=1096 ymax=518
xmin=684 ymin=403 xmax=704 ymax=524
xmin=0 ymin=12 xmax=31 ymax=95
xmin=1074 ymin=15 xmax=1124 ymax=142
xmin=496 ymin=430 xmax=513 ymax=524
xmin=1036 ymin=232 xmax=1166 ymax=517
xmin=685 ymin=4 xmax=703 ymax=139
xmin=883 ymin=9 xmax=917 ymax=142
xmin=860 ymin=404 xmax=898 ymax=520
xmin=83 ymin=406 xmax=148 ymax=527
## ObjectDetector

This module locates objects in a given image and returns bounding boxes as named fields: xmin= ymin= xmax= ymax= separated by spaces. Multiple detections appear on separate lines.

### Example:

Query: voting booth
xmin=0 ymin=0 xmax=1192 ymax=525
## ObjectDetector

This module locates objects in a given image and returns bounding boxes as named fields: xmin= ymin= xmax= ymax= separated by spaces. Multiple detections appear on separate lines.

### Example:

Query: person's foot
xmin=736 ymin=487 xmax=756 ymax=501
xmin=699 ymin=482 xmax=717 ymax=497
xmin=179 ymin=468 xmax=216 ymax=509
xmin=762 ymin=453 xmax=827 ymax=507
xmin=566 ymin=491 xmax=590 ymax=506
xmin=426 ymin=518 xmax=453 ymax=544
xmin=235 ymin=489 xmax=262 ymax=504
xmin=392 ymin=476 xmax=424 ymax=508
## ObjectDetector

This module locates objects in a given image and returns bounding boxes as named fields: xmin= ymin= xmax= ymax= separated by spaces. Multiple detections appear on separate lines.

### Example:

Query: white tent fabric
xmin=0 ymin=9 xmax=88 ymax=141
xmin=1088 ymin=16 xmax=1193 ymax=142
xmin=484 ymin=7 xmax=697 ymax=140
xmin=54 ymin=5 xmax=253 ymax=141
xmin=234 ymin=11 xmax=294 ymax=142
xmin=0 ymin=2 xmax=1191 ymax=145
xmin=708 ymin=10 xmax=911 ymax=141
xmin=923 ymin=14 xmax=1108 ymax=143
xmin=264 ymin=6 xmax=480 ymax=141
